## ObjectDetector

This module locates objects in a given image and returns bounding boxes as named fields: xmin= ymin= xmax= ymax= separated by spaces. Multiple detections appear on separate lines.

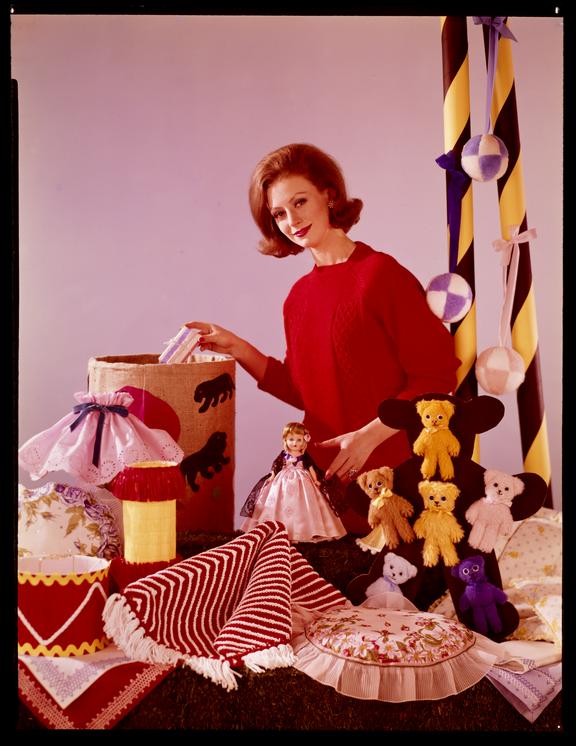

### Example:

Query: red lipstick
xmin=294 ymin=225 xmax=311 ymax=238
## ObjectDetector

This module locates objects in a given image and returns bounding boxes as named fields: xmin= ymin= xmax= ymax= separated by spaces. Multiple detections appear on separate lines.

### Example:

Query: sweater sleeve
xmin=381 ymin=260 xmax=461 ymax=400
xmin=257 ymin=356 xmax=305 ymax=410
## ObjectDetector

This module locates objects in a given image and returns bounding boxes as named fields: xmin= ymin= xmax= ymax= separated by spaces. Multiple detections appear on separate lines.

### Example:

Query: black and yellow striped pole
xmin=439 ymin=16 xmax=480 ymax=461
xmin=485 ymin=18 xmax=553 ymax=506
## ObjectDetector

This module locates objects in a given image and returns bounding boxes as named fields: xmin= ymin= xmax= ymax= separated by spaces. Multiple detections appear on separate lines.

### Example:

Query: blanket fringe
xmin=242 ymin=644 xmax=296 ymax=673
xmin=184 ymin=655 xmax=242 ymax=691
xmin=102 ymin=593 xmax=181 ymax=665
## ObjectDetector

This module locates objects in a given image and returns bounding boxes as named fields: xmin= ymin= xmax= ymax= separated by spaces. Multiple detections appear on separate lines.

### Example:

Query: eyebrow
xmin=269 ymin=191 xmax=308 ymax=211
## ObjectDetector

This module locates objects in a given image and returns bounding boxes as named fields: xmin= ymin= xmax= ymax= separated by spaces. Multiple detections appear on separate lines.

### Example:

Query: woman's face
xmin=267 ymin=174 xmax=331 ymax=250
xmin=284 ymin=432 xmax=307 ymax=455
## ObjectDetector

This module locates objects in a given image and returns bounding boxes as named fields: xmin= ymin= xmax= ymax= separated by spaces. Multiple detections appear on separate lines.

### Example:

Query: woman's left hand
xmin=315 ymin=429 xmax=375 ymax=483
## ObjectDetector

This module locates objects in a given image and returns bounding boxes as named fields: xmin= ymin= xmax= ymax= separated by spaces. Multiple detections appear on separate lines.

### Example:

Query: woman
xmin=189 ymin=143 xmax=460 ymax=533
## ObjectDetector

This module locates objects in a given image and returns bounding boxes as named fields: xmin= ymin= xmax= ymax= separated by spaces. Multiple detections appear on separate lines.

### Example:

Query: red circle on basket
xmin=118 ymin=385 xmax=181 ymax=442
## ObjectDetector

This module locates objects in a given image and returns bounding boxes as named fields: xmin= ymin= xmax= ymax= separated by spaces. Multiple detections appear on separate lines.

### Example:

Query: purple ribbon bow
xmin=283 ymin=451 xmax=304 ymax=464
xmin=436 ymin=150 xmax=471 ymax=272
xmin=70 ymin=402 xmax=129 ymax=467
xmin=472 ymin=16 xmax=518 ymax=42
xmin=473 ymin=17 xmax=517 ymax=133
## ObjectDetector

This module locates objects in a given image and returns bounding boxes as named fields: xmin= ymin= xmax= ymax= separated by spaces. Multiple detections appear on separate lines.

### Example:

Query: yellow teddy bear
xmin=413 ymin=399 xmax=461 ymax=480
xmin=355 ymin=467 xmax=415 ymax=554
xmin=413 ymin=480 xmax=464 ymax=567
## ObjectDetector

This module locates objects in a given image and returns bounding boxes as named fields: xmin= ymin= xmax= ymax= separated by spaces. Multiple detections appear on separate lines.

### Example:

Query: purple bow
xmin=436 ymin=150 xmax=471 ymax=272
xmin=472 ymin=16 xmax=518 ymax=42
xmin=70 ymin=402 xmax=129 ymax=467
xmin=283 ymin=451 xmax=305 ymax=466
xmin=474 ymin=17 xmax=518 ymax=133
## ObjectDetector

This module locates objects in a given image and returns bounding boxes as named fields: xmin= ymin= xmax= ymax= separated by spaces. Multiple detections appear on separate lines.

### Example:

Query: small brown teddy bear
xmin=355 ymin=467 xmax=415 ymax=554
xmin=413 ymin=480 xmax=464 ymax=567
xmin=413 ymin=399 xmax=461 ymax=480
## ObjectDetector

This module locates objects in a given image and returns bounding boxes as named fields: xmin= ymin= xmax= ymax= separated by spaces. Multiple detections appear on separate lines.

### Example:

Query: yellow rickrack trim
xmin=18 ymin=637 xmax=109 ymax=657
xmin=18 ymin=568 xmax=109 ymax=586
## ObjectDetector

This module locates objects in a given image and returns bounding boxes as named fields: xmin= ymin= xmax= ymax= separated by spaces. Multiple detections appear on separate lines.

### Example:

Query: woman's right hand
xmin=185 ymin=321 xmax=269 ymax=382
xmin=185 ymin=321 xmax=242 ymax=356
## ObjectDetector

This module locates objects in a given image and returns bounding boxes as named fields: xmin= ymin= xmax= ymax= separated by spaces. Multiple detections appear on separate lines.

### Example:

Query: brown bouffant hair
xmin=248 ymin=143 xmax=363 ymax=258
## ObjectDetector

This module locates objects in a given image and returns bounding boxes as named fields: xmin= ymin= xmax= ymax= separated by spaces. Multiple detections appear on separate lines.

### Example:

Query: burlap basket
xmin=88 ymin=353 xmax=235 ymax=532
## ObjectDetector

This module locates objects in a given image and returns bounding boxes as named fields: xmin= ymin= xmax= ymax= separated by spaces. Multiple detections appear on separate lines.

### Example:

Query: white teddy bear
xmin=465 ymin=468 xmax=525 ymax=553
xmin=365 ymin=551 xmax=418 ymax=602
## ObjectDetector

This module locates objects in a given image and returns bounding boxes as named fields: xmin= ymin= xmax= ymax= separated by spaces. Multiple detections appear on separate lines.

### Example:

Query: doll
xmin=240 ymin=422 xmax=347 ymax=543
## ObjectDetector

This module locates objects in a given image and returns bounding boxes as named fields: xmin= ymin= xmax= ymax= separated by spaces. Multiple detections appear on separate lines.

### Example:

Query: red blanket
xmin=103 ymin=521 xmax=346 ymax=690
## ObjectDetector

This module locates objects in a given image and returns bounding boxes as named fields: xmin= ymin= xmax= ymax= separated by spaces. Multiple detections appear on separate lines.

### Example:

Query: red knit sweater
xmin=258 ymin=242 xmax=460 ymax=532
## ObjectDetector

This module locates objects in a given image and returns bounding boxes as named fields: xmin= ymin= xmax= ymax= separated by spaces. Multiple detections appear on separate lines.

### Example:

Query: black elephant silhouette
xmin=194 ymin=373 xmax=235 ymax=413
xmin=180 ymin=431 xmax=230 ymax=491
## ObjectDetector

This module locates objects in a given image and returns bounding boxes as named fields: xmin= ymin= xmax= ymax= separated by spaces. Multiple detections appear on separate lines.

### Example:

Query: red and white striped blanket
xmin=103 ymin=521 xmax=346 ymax=690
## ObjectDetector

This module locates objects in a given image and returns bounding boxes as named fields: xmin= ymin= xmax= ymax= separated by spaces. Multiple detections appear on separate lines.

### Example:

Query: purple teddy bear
xmin=451 ymin=555 xmax=508 ymax=636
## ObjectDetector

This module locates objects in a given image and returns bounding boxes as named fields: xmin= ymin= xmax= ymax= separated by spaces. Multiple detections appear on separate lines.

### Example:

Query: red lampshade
xmin=110 ymin=460 xmax=185 ymax=502
xmin=18 ymin=555 xmax=111 ymax=656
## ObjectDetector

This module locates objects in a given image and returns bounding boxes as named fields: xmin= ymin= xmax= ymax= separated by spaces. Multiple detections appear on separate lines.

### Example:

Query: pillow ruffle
xmin=292 ymin=600 xmax=504 ymax=702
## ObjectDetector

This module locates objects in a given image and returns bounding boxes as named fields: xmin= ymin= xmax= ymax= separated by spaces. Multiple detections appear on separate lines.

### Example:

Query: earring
xmin=328 ymin=200 xmax=335 ymax=209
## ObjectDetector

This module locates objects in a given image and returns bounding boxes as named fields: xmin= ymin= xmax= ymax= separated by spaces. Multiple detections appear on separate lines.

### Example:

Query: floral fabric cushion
xmin=306 ymin=606 xmax=474 ymax=666
xmin=292 ymin=602 xmax=503 ymax=702
xmin=18 ymin=483 xmax=122 ymax=559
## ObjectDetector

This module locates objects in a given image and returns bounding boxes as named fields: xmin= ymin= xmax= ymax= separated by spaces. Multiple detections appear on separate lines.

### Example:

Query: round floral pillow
xmin=292 ymin=602 xmax=503 ymax=702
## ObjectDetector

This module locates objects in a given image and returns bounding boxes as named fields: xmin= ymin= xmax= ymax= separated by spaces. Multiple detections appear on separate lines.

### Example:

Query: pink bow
xmin=492 ymin=225 xmax=537 ymax=347
xmin=493 ymin=225 xmax=538 ymax=267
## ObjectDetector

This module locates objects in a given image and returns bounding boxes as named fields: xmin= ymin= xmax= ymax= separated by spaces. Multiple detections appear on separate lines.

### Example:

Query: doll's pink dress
xmin=18 ymin=391 xmax=184 ymax=485
xmin=241 ymin=453 xmax=347 ymax=543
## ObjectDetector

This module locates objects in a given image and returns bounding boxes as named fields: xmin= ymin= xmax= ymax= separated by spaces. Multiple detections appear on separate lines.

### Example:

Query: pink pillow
xmin=292 ymin=601 xmax=503 ymax=702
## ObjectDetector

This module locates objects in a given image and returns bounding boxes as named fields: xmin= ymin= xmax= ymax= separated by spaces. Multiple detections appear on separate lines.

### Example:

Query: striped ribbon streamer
xmin=440 ymin=16 xmax=480 ymax=461
xmin=484 ymin=18 xmax=553 ymax=506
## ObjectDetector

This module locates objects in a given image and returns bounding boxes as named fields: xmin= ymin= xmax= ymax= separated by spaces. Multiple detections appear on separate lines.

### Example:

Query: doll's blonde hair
xmin=282 ymin=422 xmax=311 ymax=442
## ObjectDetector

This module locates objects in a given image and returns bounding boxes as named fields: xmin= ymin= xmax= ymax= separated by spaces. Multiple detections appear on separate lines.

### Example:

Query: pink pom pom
xmin=475 ymin=346 xmax=525 ymax=394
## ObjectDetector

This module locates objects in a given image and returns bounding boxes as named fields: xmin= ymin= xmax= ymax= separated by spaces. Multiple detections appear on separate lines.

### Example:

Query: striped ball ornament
xmin=476 ymin=346 xmax=525 ymax=395
xmin=461 ymin=134 xmax=509 ymax=182
xmin=426 ymin=272 xmax=473 ymax=323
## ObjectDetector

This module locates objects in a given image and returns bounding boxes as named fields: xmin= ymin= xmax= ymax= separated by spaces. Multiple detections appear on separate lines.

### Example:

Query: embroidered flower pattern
xmin=306 ymin=607 xmax=474 ymax=666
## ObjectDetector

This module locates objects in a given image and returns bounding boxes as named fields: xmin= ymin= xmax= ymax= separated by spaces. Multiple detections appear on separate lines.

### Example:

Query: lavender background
xmin=13 ymin=14 xmax=563 ymax=518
